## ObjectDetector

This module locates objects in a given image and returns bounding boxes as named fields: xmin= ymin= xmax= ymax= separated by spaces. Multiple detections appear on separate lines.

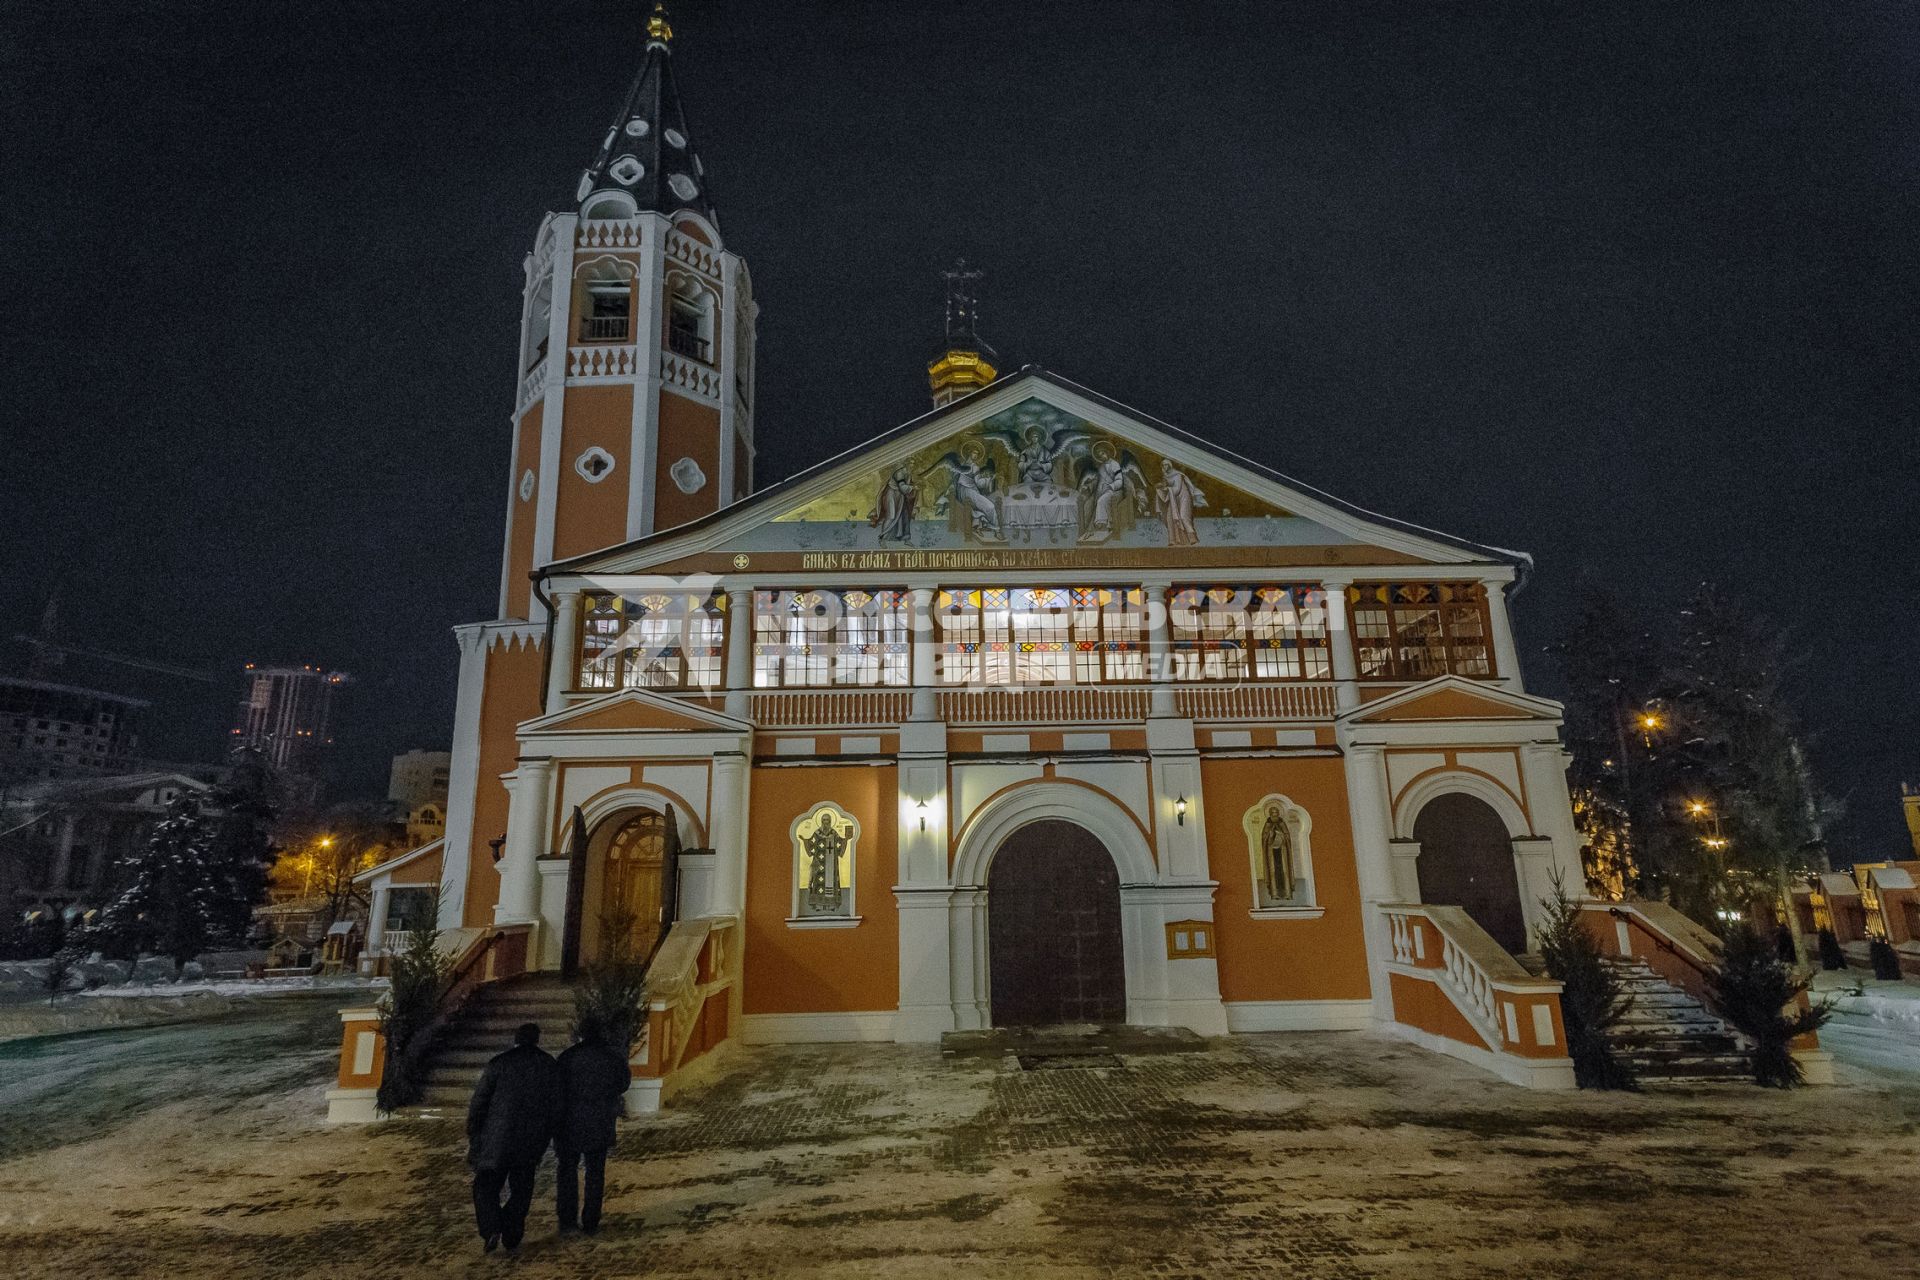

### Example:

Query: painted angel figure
xmin=1077 ymin=444 xmax=1151 ymax=541
xmin=978 ymin=421 xmax=1092 ymax=490
xmin=868 ymin=465 xmax=918 ymax=543
xmin=1154 ymin=458 xmax=1208 ymax=546
xmin=921 ymin=446 xmax=1003 ymax=540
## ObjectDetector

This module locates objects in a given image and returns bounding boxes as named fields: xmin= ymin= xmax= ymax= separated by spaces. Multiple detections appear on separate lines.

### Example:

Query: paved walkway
xmin=0 ymin=999 xmax=1916 ymax=1278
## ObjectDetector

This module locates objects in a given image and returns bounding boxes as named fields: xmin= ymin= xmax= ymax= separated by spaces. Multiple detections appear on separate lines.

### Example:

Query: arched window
xmin=1241 ymin=794 xmax=1320 ymax=916
xmin=665 ymin=271 xmax=717 ymax=363
xmin=788 ymin=803 xmax=860 ymax=926
xmin=574 ymin=257 xmax=637 ymax=344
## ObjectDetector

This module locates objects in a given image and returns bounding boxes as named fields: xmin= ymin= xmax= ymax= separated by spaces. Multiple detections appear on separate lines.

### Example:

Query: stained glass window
xmin=752 ymin=588 xmax=911 ymax=688
xmin=1168 ymin=585 xmax=1331 ymax=681
xmin=935 ymin=586 xmax=1146 ymax=685
xmin=1348 ymin=582 xmax=1493 ymax=679
xmin=576 ymin=590 xmax=727 ymax=691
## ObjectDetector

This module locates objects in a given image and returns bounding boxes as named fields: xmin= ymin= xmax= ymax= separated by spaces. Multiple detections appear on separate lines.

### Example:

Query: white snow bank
xmin=77 ymin=975 xmax=386 ymax=1000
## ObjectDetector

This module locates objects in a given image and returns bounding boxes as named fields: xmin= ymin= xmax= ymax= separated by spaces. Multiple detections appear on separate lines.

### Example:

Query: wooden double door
xmin=986 ymin=820 xmax=1127 ymax=1026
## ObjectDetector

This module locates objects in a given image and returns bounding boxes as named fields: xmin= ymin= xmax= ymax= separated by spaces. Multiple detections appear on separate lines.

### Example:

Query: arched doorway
xmin=986 ymin=820 xmax=1126 ymax=1026
xmin=1413 ymin=793 xmax=1527 ymax=953
xmin=586 ymin=809 xmax=670 ymax=964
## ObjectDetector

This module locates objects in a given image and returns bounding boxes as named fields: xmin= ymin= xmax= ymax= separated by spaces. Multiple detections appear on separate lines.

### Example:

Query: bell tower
xmin=499 ymin=3 xmax=757 ymax=620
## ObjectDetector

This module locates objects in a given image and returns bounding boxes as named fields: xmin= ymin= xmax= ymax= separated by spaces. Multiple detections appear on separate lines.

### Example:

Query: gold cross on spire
xmin=647 ymin=1 xmax=673 ymax=45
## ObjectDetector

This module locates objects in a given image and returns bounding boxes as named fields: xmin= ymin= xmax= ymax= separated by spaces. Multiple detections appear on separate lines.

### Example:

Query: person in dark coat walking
xmin=554 ymin=1018 xmax=632 ymax=1234
xmin=467 ymin=1022 xmax=563 ymax=1252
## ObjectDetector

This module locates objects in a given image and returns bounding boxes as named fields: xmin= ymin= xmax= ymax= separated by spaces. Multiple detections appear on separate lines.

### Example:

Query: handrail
xmin=1606 ymin=906 xmax=1718 ymax=983
xmin=1382 ymin=903 xmax=1561 ymax=1057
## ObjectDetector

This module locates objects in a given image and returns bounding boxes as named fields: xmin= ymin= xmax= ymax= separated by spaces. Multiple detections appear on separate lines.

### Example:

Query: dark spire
xmin=574 ymin=3 xmax=717 ymax=224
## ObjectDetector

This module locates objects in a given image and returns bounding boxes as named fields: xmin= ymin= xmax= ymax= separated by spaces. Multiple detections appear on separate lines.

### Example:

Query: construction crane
xmin=14 ymin=599 xmax=219 ymax=684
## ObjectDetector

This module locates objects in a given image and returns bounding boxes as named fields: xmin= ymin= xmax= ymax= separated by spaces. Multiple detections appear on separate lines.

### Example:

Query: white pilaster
xmin=545 ymin=592 xmax=581 ymax=713
xmin=1343 ymin=744 xmax=1399 ymax=1019
xmin=496 ymin=757 xmax=554 ymax=926
xmin=437 ymin=625 xmax=492 ymax=930
xmin=893 ymin=718 xmax=953 ymax=1041
xmin=709 ymin=749 xmax=751 ymax=917
xmin=629 ymin=213 xmax=669 ymax=539
xmin=1146 ymin=716 xmax=1207 ymax=881
xmin=529 ymin=215 xmax=577 ymax=618
xmin=1518 ymin=744 xmax=1585 ymax=891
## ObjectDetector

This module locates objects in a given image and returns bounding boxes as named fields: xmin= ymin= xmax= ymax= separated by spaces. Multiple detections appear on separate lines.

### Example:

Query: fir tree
xmin=204 ymin=750 xmax=280 ymax=946
xmin=1535 ymin=880 xmax=1637 ymax=1089
xmin=88 ymin=792 xmax=223 ymax=974
xmin=1709 ymin=923 xmax=1827 ymax=1087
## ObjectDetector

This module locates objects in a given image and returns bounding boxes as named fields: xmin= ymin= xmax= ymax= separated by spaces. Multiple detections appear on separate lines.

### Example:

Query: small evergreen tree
xmin=86 ymin=793 xmax=223 ymax=974
xmin=1868 ymin=939 xmax=1902 ymax=981
xmin=43 ymin=946 xmax=78 ymax=1005
xmin=573 ymin=902 xmax=648 ymax=1056
xmin=376 ymin=892 xmax=453 ymax=1113
xmin=204 ymin=750 xmax=280 ymax=945
xmin=1709 ymin=923 xmax=1827 ymax=1087
xmin=1816 ymin=928 xmax=1846 ymax=971
xmin=1535 ymin=880 xmax=1637 ymax=1089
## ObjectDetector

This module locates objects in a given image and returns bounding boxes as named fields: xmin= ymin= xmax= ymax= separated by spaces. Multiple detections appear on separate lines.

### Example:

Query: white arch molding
xmin=1391 ymin=769 xmax=1555 ymax=947
xmin=577 ymin=785 xmax=710 ymax=850
xmin=898 ymin=780 xmax=1224 ymax=1040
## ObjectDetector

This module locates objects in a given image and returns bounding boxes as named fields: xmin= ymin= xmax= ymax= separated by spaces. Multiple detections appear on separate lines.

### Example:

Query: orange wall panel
xmin=1201 ymin=756 xmax=1371 ymax=1003
xmin=502 ymin=404 xmax=543 ymax=619
xmin=553 ymin=385 xmax=634 ymax=560
xmin=463 ymin=638 xmax=548 ymax=928
xmin=743 ymin=764 xmax=900 ymax=1015
xmin=1389 ymin=971 xmax=1488 ymax=1049
xmin=653 ymin=392 xmax=721 ymax=533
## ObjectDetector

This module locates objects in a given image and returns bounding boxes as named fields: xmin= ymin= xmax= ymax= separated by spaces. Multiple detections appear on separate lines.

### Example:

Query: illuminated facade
xmin=345 ymin=11 xmax=1631 ymax=1107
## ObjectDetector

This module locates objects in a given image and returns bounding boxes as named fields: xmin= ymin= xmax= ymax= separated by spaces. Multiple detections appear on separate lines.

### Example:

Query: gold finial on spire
xmin=647 ymin=1 xmax=673 ymax=45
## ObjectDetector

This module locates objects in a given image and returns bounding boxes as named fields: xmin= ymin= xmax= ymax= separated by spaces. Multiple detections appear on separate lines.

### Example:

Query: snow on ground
xmin=1 ymin=998 xmax=1917 ymax=1279
xmin=76 ymin=974 xmax=386 ymax=1000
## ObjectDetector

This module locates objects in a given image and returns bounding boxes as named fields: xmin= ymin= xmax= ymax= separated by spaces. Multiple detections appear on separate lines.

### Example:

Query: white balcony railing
xmin=1173 ymin=681 xmax=1339 ymax=722
xmin=747 ymin=688 xmax=913 ymax=728
xmin=939 ymin=685 xmax=1152 ymax=725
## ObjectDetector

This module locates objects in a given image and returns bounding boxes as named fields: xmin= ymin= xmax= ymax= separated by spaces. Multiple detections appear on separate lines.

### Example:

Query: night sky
xmin=2 ymin=2 xmax=1913 ymax=854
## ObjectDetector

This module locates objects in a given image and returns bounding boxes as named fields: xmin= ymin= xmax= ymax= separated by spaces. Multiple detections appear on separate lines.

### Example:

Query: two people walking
xmin=466 ymin=1020 xmax=631 ymax=1253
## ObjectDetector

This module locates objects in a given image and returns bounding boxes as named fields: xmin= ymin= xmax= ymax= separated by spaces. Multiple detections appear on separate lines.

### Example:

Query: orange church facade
xmin=334 ymin=13 xmax=1831 ymax=1122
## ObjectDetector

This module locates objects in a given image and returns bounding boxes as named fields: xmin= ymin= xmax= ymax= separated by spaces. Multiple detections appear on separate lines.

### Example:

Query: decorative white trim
xmin=575 ymin=445 xmax=617 ymax=483
xmin=1248 ymin=905 xmax=1327 ymax=920
xmin=1391 ymin=769 xmax=1532 ymax=842
xmin=784 ymin=915 xmax=863 ymax=929
xmin=325 ymin=1087 xmax=380 ymax=1124
xmin=1222 ymin=999 xmax=1372 ymax=1032
xmin=740 ymin=1011 xmax=896 ymax=1044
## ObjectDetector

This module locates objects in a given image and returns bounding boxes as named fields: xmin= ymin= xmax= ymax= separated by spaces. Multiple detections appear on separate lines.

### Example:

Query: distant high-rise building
xmin=232 ymin=665 xmax=350 ymax=788
xmin=0 ymin=676 xmax=147 ymax=783
xmin=388 ymin=749 xmax=451 ymax=811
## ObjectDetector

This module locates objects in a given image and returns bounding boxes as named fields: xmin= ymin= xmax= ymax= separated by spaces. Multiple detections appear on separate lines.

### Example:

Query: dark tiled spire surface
xmin=574 ymin=4 xmax=716 ymax=224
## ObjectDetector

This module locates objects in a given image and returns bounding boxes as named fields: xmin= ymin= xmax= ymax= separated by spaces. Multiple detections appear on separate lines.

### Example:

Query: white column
xmin=893 ymin=718 xmax=953 ymax=1041
xmin=545 ymin=591 xmax=581 ymax=713
xmin=910 ymin=587 xmax=938 ymax=720
xmin=366 ymin=885 xmax=391 ymax=958
xmin=1145 ymin=577 xmax=1175 ymax=716
xmin=496 ymin=757 xmax=554 ymax=925
xmin=724 ymin=588 xmax=754 ymax=719
xmin=1487 ymin=581 xmax=1523 ymax=689
xmin=709 ymin=747 xmax=750 ymax=916
xmin=1323 ymin=579 xmax=1360 ymax=711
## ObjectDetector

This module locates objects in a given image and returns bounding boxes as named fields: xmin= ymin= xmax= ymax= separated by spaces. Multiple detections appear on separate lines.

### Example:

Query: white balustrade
xmin=576 ymin=219 xmax=646 ymax=249
xmin=569 ymin=344 xmax=640 ymax=378
xmin=1172 ymin=681 xmax=1339 ymax=722
xmin=746 ymin=688 xmax=914 ymax=728
xmin=660 ymin=351 xmax=722 ymax=403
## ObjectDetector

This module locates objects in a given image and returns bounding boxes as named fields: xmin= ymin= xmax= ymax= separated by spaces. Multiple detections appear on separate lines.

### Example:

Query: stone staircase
xmin=1602 ymin=957 xmax=1752 ymax=1083
xmin=416 ymin=973 xmax=578 ymax=1109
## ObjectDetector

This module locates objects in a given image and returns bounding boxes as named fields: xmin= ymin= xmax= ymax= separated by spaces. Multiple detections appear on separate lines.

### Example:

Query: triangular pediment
xmin=520 ymin=688 xmax=751 ymax=737
xmin=550 ymin=370 xmax=1525 ymax=577
xmin=1345 ymin=676 xmax=1564 ymax=725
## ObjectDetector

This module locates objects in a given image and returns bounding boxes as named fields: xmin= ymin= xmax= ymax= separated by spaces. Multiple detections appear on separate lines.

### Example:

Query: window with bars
xmin=1168 ymin=585 xmax=1331 ymax=681
xmin=1348 ymin=582 xmax=1493 ymax=679
xmin=935 ymin=586 xmax=1146 ymax=685
xmin=576 ymin=590 xmax=727 ymax=691
xmin=753 ymin=588 xmax=911 ymax=688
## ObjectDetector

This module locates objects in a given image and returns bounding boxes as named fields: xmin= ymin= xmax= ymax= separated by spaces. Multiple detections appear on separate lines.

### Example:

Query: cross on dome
xmin=573 ymin=2 xmax=716 ymax=225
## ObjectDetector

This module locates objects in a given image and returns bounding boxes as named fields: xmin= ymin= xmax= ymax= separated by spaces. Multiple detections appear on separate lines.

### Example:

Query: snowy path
xmin=0 ymin=994 xmax=343 ymax=1165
